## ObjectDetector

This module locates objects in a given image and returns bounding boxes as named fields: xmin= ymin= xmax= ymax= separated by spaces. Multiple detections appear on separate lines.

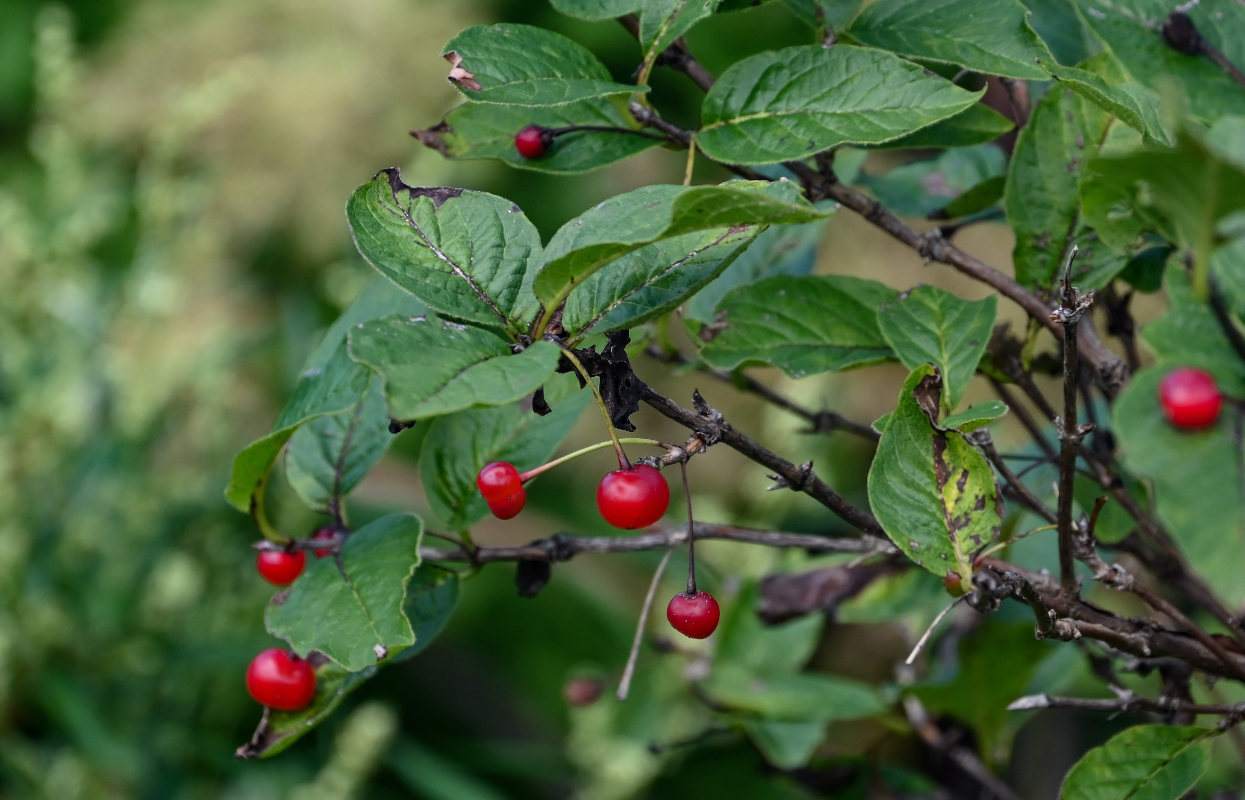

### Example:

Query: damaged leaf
xmin=867 ymin=364 xmax=1003 ymax=580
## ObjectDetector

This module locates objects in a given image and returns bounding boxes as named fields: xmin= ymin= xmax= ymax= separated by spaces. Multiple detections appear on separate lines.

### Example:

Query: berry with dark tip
xmin=667 ymin=591 xmax=720 ymax=639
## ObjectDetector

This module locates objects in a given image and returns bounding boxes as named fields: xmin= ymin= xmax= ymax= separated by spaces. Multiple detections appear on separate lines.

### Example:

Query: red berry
xmin=596 ymin=464 xmax=669 ymax=529
xmin=477 ymin=461 xmax=526 ymax=520
xmin=309 ymin=527 xmax=336 ymax=558
xmin=514 ymin=125 xmax=551 ymax=159
xmin=246 ymin=648 xmax=317 ymax=711
xmin=256 ymin=549 xmax=306 ymax=586
xmin=667 ymin=591 xmax=721 ymax=639
xmin=1159 ymin=367 xmax=1222 ymax=430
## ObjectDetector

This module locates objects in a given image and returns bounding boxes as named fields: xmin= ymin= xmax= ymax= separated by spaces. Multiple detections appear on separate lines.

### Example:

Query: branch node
xmin=768 ymin=461 xmax=815 ymax=492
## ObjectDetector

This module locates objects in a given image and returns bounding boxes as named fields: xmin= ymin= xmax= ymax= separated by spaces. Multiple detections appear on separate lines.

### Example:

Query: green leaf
xmin=347 ymin=168 xmax=542 ymax=331
xmin=266 ymin=514 xmax=423 ymax=671
xmin=877 ymin=287 xmax=996 ymax=412
xmin=867 ymin=364 xmax=1003 ymax=579
xmin=549 ymin=0 xmax=639 ymax=19
xmin=845 ymin=0 xmax=1052 ymax=79
xmin=416 ymin=99 xmax=664 ymax=175
xmin=860 ymin=143 xmax=1005 ymax=218
xmin=348 ymin=316 xmax=561 ymax=422
xmin=1210 ymin=235 xmax=1245 ymax=319
xmin=563 ymin=227 xmax=758 ymax=337
xmin=782 ymin=0 xmax=863 ymax=34
xmin=1112 ymin=275 xmax=1245 ymax=605
xmin=1089 ymin=126 xmax=1245 ymax=287
xmin=224 ymin=278 xmax=425 ymax=513
xmin=284 ymin=380 xmax=391 ymax=511
xmin=534 ymin=181 xmax=828 ymax=317
xmin=703 ymin=664 xmax=886 ymax=722
xmin=638 ymin=0 xmax=722 ymax=68
xmin=916 ymin=621 xmax=1056 ymax=766
xmin=442 ymin=24 xmax=641 ymax=106
xmin=696 ymin=45 xmax=984 ymax=165
xmin=700 ymin=275 xmax=898 ymax=376
xmin=938 ymin=175 xmax=1007 ymax=219
xmin=714 ymin=582 xmax=824 ymax=674
xmin=682 ymin=218 xmax=825 ymax=326
xmin=1073 ymin=0 xmax=1245 ymax=126
xmin=1045 ymin=60 xmax=1168 ymax=144
xmin=419 ymin=375 xmax=591 ymax=529
xmin=1006 ymin=84 xmax=1110 ymax=290
xmin=1060 ymin=724 xmax=1213 ymax=800
xmin=740 ymin=720 xmax=826 ymax=770
xmin=1141 ymin=271 xmax=1245 ymax=394
xmin=940 ymin=400 xmax=1008 ymax=432
xmin=240 ymin=565 xmax=458 ymax=759
xmin=877 ymin=104 xmax=1015 ymax=151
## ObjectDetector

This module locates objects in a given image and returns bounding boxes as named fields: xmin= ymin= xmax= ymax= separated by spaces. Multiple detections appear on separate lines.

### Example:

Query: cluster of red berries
xmin=247 ymin=526 xmax=340 ymax=712
xmin=1158 ymin=367 xmax=1223 ymax=430
xmin=477 ymin=457 xmax=720 ymax=638
xmin=477 ymin=460 xmax=671 ymax=531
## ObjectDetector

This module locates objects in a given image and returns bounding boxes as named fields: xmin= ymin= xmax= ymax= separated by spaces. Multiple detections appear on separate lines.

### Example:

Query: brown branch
xmin=639 ymin=385 xmax=885 ymax=536
xmin=1051 ymin=251 xmax=1095 ymax=598
xmin=1009 ymin=691 xmax=1245 ymax=720
xmin=982 ymin=561 xmax=1245 ymax=681
xmin=418 ymin=522 xmax=896 ymax=564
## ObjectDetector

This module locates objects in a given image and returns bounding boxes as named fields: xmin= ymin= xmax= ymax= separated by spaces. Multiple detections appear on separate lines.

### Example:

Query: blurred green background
xmin=2 ymin=1 xmax=1194 ymax=798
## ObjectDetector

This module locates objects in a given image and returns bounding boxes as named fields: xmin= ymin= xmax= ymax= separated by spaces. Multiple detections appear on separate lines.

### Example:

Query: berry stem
xmin=558 ymin=346 xmax=632 ymax=469
xmin=546 ymin=124 xmax=670 ymax=142
xmin=517 ymin=437 xmax=664 ymax=483
xmin=681 ymin=461 xmax=697 ymax=596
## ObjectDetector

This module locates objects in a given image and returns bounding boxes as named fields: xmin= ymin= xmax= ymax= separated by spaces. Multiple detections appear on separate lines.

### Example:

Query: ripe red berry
xmin=596 ymin=464 xmax=669 ymax=529
xmin=309 ymin=527 xmax=336 ymax=558
xmin=246 ymin=648 xmax=317 ymax=711
xmin=256 ymin=549 xmax=306 ymax=586
xmin=514 ymin=125 xmax=551 ymax=159
xmin=477 ymin=461 xmax=527 ymax=520
xmin=667 ymin=591 xmax=721 ymax=639
xmin=1159 ymin=367 xmax=1222 ymax=430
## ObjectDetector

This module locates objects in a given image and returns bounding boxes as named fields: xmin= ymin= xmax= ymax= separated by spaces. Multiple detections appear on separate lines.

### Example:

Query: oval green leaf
xmin=697 ymin=44 xmax=983 ymax=165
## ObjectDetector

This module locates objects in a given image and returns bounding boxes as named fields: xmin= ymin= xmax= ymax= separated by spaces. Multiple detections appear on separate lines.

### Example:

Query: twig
xmin=1209 ymin=276 xmax=1245 ymax=365
xmin=904 ymin=595 xmax=968 ymax=665
xmin=1009 ymin=691 xmax=1245 ymax=720
xmin=617 ymin=545 xmax=676 ymax=701
xmin=416 ymin=522 xmax=897 ymax=564
xmin=976 ymin=431 xmax=1058 ymax=524
xmin=1050 ymin=247 xmax=1094 ymax=599
xmin=639 ymin=385 xmax=885 ymax=536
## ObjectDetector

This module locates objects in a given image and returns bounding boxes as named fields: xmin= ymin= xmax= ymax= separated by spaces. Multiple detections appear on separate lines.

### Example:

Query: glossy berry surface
xmin=514 ymin=125 xmax=551 ymax=159
xmin=596 ymin=464 xmax=669 ymax=529
xmin=667 ymin=591 xmax=721 ymax=639
xmin=309 ymin=527 xmax=336 ymax=558
xmin=256 ymin=549 xmax=306 ymax=586
xmin=1159 ymin=367 xmax=1222 ymax=430
xmin=477 ymin=461 xmax=527 ymax=520
xmin=246 ymin=648 xmax=317 ymax=711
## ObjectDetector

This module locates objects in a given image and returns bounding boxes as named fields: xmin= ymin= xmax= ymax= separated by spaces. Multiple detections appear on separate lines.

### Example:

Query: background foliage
xmin=3 ymin=0 xmax=1244 ymax=798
